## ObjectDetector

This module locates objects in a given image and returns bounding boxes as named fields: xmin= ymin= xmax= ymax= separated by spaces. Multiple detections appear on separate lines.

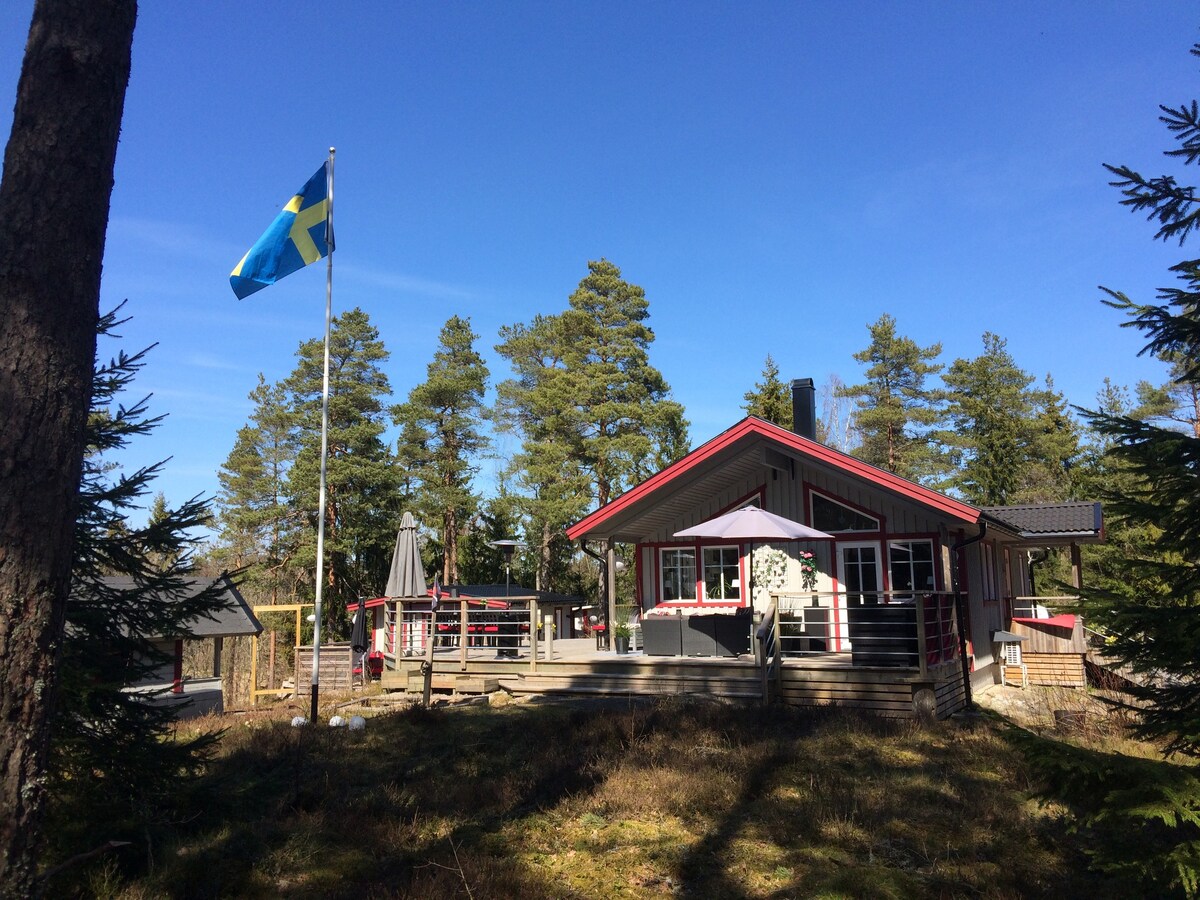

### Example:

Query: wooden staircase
xmin=500 ymin=668 xmax=761 ymax=700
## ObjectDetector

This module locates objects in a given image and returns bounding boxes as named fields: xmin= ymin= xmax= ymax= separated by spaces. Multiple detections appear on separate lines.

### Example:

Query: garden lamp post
xmin=488 ymin=539 xmax=527 ymax=596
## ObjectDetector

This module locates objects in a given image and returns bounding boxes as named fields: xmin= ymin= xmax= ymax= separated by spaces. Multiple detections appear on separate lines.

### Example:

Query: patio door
xmin=838 ymin=542 xmax=882 ymax=606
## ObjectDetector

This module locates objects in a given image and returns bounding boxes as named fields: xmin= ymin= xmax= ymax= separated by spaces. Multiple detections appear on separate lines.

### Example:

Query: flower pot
xmin=614 ymin=635 xmax=631 ymax=654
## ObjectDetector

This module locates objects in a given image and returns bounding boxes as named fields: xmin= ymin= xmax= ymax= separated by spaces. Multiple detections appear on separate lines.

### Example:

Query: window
xmin=661 ymin=548 xmax=697 ymax=601
xmin=889 ymin=540 xmax=936 ymax=600
xmin=703 ymin=546 xmax=741 ymax=601
xmin=812 ymin=493 xmax=880 ymax=533
xmin=385 ymin=606 xmax=397 ymax=654
xmin=839 ymin=542 xmax=882 ymax=605
xmin=982 ymin=542 xmax=997 ymax=601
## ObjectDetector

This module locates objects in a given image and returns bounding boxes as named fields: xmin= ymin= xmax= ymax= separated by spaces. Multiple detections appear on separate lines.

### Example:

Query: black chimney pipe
xmin=791 ymin=378 xmax=816 ymax=440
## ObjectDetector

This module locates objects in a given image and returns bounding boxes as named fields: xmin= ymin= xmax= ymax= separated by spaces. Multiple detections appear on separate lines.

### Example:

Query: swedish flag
xmin=230 ymin=163 xmax=332 ymax=299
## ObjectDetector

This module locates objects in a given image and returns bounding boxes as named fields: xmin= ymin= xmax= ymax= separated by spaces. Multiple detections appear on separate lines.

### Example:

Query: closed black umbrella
xmin=351 ymin=596 xmax=369 ymax=683
xmin=351 ymin=596 xmax=368 ymax=653
xmin=385 ymin=511 xmax=427 ymax=600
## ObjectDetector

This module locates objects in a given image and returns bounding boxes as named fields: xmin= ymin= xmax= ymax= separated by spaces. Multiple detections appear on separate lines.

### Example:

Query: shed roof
xmin=979 ymin=501 xmax=1104 ymax=543
xmin=80 ymin=574 xmax=263 ymax=638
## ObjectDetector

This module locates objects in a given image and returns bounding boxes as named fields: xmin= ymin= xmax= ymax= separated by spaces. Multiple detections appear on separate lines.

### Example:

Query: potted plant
xmin=613 ymin=620 xmax=632 ymax=654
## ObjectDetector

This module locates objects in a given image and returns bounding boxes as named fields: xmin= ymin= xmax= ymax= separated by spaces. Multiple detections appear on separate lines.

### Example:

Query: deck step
xmin=398 ymin=673 xmax=502 ymax=694
xmin=501 ymin=671 xmax=762 ymax=700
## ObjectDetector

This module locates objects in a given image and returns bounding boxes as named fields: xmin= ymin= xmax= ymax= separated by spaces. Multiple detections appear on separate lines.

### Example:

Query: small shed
xmin=87 ymin=574 xmax=264 ymax=717
xmin=1007 ymin=615 xmax=1087 ymax=687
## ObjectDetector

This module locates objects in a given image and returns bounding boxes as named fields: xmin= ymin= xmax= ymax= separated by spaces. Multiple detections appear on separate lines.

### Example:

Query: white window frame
xmin=660 ymin=547 xmax=697 ymax=602
xmin=888 ymin=539 xmax=937 ymax=600
xmin=811 ymin=491 xmax=881 ymax=533
xmin=837 ymin=541 xmax=883 ymax=605
xmin=702 ymin=545 xmax=741 ymax=602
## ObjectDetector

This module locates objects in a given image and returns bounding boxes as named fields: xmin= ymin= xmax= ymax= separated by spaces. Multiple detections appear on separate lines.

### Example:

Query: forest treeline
xmin=204 ymin=257 xmax=1197 ymax=629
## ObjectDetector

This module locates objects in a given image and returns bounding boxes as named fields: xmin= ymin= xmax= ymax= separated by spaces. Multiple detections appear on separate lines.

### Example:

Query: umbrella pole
xmin=748 ymin=540 xmax=754 ymax=608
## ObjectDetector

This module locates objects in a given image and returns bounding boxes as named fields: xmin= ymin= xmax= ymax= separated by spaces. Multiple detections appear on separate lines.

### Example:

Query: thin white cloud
xmin=183 ymin=353 xmax=247 ymax=372
xmin=339 ymin=262 xmax=477 ymax=301
xmin=109 ymin=215 xmax=242 ymax=262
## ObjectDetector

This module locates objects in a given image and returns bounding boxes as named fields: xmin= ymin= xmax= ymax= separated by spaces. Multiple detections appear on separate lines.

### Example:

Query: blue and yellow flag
xmin=230 ymin=163 xmax=332 ymax=299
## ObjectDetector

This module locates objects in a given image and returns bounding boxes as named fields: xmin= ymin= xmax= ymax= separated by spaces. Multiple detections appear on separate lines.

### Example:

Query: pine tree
xmin=1014 ymin=375 xmax=1080 ymax=502
xmin=1075 ymin=379 xmax=1164 ymax=600
xmin=559 ymin=259 xmax=690 ymax=507
xmin=496 ymin=260 xmax=689 ymax=587
xmin=1135 ymin=353 xmax=1200 ymax=438
xmin=1074 ymin=55 xmax=1200 ymax=754
xmin=45 ymin=309 xmax=229 ymax=889
xmin=938 ymin=332 xmax=1077 ymax=504
xmin=284 ymin=308 xmax=400 ymax=624
xmin=216 ymin=375 xmax=298 ymax=601
xmin=457 ymin=489 xmax=524 ymax=586
xmin=394 ymin=316 xmax=490 ymax=583
xmin=497 ymin=313 xmax=595 ymax=589
xmin=838 ymin=314 xmax=945 ymax=481
xmin=742 ymin=354 xmax=793 ymax=428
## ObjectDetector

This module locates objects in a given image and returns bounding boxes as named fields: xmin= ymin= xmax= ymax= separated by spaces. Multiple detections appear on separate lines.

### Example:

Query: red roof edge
xmin=566 ymin=417 xmax=981 ymax=540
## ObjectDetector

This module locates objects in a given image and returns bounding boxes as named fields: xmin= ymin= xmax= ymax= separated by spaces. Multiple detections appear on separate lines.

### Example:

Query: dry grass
xmin=59 ymin=692 xmax=1145 ymax=899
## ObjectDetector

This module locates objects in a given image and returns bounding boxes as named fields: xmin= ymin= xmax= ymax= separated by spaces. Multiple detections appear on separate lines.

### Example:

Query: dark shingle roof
xmin=76 ymin=573 xmax=263 ymax=638
xmin=979 ymin=501 xmax=1103 ymax=540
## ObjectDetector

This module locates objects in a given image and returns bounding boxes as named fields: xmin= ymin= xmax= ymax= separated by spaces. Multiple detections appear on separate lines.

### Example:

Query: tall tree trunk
xmin=0 ymin=2 xmax=136 ymax=894
xmin=538 ymin=521 xmax=553 ymax=591
xmin=443 ymin=506 xmax=458 ymax=584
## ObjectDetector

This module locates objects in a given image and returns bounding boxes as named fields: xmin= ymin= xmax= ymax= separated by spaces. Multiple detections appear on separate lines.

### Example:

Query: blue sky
xmin=1 ymin=2 xmax=1196 ymax=530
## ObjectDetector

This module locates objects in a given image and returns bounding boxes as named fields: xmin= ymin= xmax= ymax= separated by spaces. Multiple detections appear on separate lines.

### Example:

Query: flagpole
xmin=310 ymin=147 xmax=335 ymax=722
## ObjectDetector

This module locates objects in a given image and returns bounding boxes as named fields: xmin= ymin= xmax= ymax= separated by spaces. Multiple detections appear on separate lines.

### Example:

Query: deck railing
xmin=769 ymin=590 xmax=961 ymax=676
xmin=1010 ymin=595 xmax=1080 ymax=619
xmin=756 ymin=602 xmax=780 ymax=706
xmin=394 ymin=607 xmax=535 ymax=656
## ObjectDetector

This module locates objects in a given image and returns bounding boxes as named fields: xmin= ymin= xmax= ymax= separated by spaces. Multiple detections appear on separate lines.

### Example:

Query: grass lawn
xmin=72 ymin=694 xmax=1133 ymax=899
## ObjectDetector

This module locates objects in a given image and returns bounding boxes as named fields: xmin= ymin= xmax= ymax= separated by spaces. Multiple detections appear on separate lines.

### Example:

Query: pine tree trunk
xmin=538 ymin=521 xmax=553 ymax=591
xmin=443 ymin=506 xmax=458 ymax=584
xmin=0 ymin=2 xmax=135 ymax=894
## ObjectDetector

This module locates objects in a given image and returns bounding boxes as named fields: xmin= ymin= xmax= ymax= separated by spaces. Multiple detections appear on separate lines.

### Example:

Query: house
xmin=566 ymin=379 xmax=1103 ymax=715
xmin=92 ymin=574 xmax=263 ymax=718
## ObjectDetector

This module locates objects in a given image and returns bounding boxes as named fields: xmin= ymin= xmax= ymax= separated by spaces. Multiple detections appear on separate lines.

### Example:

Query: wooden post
xmin=529 ymin=598 xmax=539 ymax=673
xmin=915 ymin=593 xmax=929 ymax=677
xmin=173 ymin=639 xmax=184 ymax=694
xmin=459 ymin=596 xmax=468 ymax=672
xmin=422 ymin=605 xmax=437 ymax=709
xmin=606 ymin=543 xmax=618 ymax=652
xmin=773 ymin=603 xmax=783 ymax=694
xmin=249 ymin=630 xmax=258 ymax=706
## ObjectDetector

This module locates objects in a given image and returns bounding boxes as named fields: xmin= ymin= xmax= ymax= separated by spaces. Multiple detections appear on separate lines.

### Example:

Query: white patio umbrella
xmin=674 ymin=506 xmax=833 ymax=605
xmin=674 ymin=506 xmax=833 ymax=542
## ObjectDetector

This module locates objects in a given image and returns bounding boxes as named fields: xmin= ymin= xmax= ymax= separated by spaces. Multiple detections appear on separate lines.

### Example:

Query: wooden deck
xmin=380 ymin=638 xmax=968 ymax=719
